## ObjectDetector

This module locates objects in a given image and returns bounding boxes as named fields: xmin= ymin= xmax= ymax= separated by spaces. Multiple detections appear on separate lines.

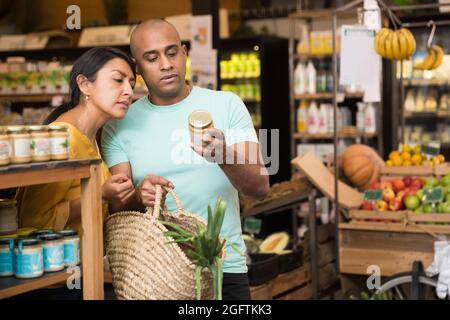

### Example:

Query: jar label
xmin=31 ymin=138 xmax=50 ymax=156
xmin=43 ymin=245 xmax=64 ymax=270
xmin=64 ymin=241 xmax=80 ymax=265
xmin=51 ymin=137 xmax=69 ymax=155
xmin=0 ymin=250 xmax=13 ymax=274
xmin=13 ymin=138 xmax=31 ymax=158
xmin=0 ymin=140 xmax=11 ymax=160
xmin=15 ymin=250 xmax=44 ymax=276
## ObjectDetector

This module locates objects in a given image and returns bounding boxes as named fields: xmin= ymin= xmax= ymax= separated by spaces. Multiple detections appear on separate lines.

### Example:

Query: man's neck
xmin=148 ymin=84 xmax=192 ymax=106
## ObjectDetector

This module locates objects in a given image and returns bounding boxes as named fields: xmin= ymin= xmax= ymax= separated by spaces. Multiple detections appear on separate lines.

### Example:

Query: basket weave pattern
xmin=105 ymin=185 xmax=215 ymax=300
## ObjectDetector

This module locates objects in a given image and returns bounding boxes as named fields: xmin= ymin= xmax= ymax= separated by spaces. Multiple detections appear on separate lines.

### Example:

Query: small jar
xmin=49 ymin=125 xmax=70 ymax=160
xmin=188 ymin=110 xmax=214 ymax=147
xmin=58 ymin=229 xmax=80 ymax=267
xmin=0 ymin=238 xmax=15 ymax=277
xmin=0 ymin=127 xmax=11 ymax=166
xmin=14 ymin=238 xmax=44 ymax=279
xmin=29 ymin=125 xmax=51 ymax=162
xmin=0 ymin=199 xmax=18 ymax=236
xmin=7 ymin=126 xmax=31 ymax=164
xmin=37 ymin=233 xmax=65 ymax=272
xmin=30 ymin=229 xmax=54 ymax=237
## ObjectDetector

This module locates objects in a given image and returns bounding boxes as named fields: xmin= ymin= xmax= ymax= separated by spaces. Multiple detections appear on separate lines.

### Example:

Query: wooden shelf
xmin=0 ymin=269 xmax=72 ymax=299
xmin=403 ymin=79 xmax=449 ymax=86
xmin=404 ymin=111 xmax=450 ymax=118
xmin=294 ymin=92 xmax=363 ymax=100
xmin=293 ymin=132 xmax=379 ymax=140
xmin=0 ymin=94 xmax=68 ymax=103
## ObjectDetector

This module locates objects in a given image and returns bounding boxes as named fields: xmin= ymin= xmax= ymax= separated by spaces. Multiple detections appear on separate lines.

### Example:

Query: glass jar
xmin=0 ymin=199 xmax=18 ymax=236
xmin=49 ymin=125 xmax=70 ymax=160
xmin=0 ymin=238 xmax=14 ymax=277
xmin=58 ymin=229 xmax=80 ymax=267
xmin=7 ymin=126 xmax=31 ymax=164
xmin=29 ymin=125 xmax=51 ymax=162
xmin=14 ymin=238 xmax=44 ymax=279
xmin=30 ymin=229 xmax=54 ymax=237
xmin=188 ymin=110 xmax=214 ymax=147
xmin=0 ymin=127 xmax=11 ymax=166
xmin=37 ymin=233 xmax=65 ymax=272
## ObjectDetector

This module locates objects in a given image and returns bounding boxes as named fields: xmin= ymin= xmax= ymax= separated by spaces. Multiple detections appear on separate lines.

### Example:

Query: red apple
xmin=392 ymin=179 xmax=406 ymax=193
xmin=396 ymin=190 xmax=408 ymax=203
xmin=403 ymin=176 xmax=413 ymax=187
xmin=376 ymin=200 xmax=388 ymax=211
xmin=380 ymin=181 xmax=393 ymax=190
xmin=389 ymin=198 xmax=403 ymax=211
xmin=383 ymin=188 xmax=395 ymax=202
xmin=366 ymin=182 xmax=381 ymax=190
xmin=361 ymin=200 xmax=374 ymax=210
xmin=411 ymin=178 xmax=424 ymax=189
xmin=406 ymin=188 xmax=417 ymax=196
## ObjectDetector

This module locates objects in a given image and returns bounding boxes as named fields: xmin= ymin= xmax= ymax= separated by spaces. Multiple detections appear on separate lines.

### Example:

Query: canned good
xmin=0 ymin=127 xmax=11 ymax=166
xmin=37 ymin=233 xmax=65 ymax=272
xmin=0 ymin=238 xmax=14 ymax=277
xmin=14 ymin=238 xmax=44 ymax=279
xmin=188 ymin=110 xmax=214 ymax=147
xmin=7 ymin=126 xmax=31 ymax=164
xmin=29 ymin=125 xmax=51 ymax=162
xmin=49 ymin=125 xmax=70 ymax=160
xmin=58 ymin=229 xmax=80 ymax=267
xmin=0 ymin=199 xmax=18 ymax=236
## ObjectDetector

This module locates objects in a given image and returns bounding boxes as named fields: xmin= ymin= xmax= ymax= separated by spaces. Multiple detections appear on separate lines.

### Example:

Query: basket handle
xmin=145 ymin=185 xmax=184 ymax=219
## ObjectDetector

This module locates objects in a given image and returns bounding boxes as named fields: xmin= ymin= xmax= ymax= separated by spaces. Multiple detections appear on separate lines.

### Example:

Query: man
xmin=101 ymin=19 xmax=269 ymax=300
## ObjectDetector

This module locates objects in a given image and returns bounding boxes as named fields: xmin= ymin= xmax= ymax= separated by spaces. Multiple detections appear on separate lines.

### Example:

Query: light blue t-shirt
xmin=101 ymin=86 xmax=259 ymax=273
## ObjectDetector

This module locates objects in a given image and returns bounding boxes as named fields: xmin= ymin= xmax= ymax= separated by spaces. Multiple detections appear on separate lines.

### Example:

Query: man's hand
xmin=137 ymin=175 xmax=174 ymax=207
xmin=190 ymin=128 xmax=228 ymax=164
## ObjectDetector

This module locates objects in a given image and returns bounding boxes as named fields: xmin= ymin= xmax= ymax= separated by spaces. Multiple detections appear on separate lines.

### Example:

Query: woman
xmin=17 ymin=47 xmax=137 ymax=233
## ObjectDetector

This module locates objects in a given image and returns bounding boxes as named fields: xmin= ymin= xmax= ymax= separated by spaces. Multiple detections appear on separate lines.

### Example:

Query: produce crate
xmin=380 ymin=166 xmax=433 ymax=181
xmin=434 ymin=163 xmax=450 ymax=177
xmin=339 ymin=209 xmax=450 ymax=276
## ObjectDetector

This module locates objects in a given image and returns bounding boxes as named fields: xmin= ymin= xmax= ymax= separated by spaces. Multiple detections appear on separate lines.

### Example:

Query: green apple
xmin=438 ymin=203 xmax=445 ymax=213
xmin=416 ymin=189 xmax=425 ymax=201
xmin=443 ymin=202 xmax=450 ymax=214
xmin=425 ymin=178 xmax=440 ymax=188
xmin=441 ymin=175 xmax=450 ymax=187
xmin=405 ymin=195 xmax=421 ymax=210
xmin=414 ymin=206 xmax=423 ymax=213
xmin=446 ymin=194 xmax=450 ymax=203
xmin=423 ymin=204 xmax=434 ymax=213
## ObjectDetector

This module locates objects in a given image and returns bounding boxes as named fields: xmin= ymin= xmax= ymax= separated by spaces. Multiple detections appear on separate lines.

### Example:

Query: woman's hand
xmin=137 ymin=175 xmax=174 ymax=207
xmin=102 ymin=173 xmax=135 ymax=206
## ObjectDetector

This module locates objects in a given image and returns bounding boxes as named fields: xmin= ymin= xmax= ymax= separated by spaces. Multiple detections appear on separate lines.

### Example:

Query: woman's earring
xmin=86 ymin=95 xmax=89 ymax=100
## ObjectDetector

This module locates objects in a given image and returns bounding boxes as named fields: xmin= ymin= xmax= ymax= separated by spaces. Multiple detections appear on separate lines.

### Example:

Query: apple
xmin=366 ymin=182 xmax=381 ymax=190
xmin=361 ymin=200 xmax=374 ymax=210
xmin=392 ymin=179 xmax=406 ymax=193
xmin=380 ymin=181 xmax=393 ymax=190
xmin=446 ymin=194 xmax=450 ymax=203
xmin=443 ymin=202 xmax=450 ymax=214
xmin=423 ymin=204 xmax=434 ymax=214
xmin=414 ymin=206 xmax=423 ymax=213
xmin=383 ymin=188 xmax=395 ymax=202
xmin=416 ymin=189 xmax=425 ymax=201
xmin=405 ymin=195 xmax=421 ymax=210
xmin=406 ymin=188 xmax=417 ymax=196
xmin=425 ymin=177 xmax=440 ymax=189
xmin=376 ymin=200 xmax=388 ymax=211
xmin=441 ymin=175 xmax=450 ymax=187
xmin=389 ymin=198 xmax=403 ymax=211
xmin=411 ymin=178 xmax=424 ymax=190
xmin=403 ymin=176 xmax=413 ymax=187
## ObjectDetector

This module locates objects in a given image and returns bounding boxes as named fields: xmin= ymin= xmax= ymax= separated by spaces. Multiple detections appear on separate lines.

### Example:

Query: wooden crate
xmin=434 ymin=163 xmax=450 ymax=177
xmin=381 ymin=166 xmax=433 ymax=181
xmin=339 ymin=210 xmax=450 ymax=276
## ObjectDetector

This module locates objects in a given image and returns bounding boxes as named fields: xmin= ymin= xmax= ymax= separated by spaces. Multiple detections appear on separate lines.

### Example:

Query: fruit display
xmin=361 ymin=174 xmax=450 ymax=214
xmin=374 ymin=27 xmax=416 ymax=60
xmin=259 ymin=232 xmax=289 ymax=254
xmin=414 ymin=45 xmax=444 ymax=70
xmin=385 ymin=144 xmax=445 ymax=167
xmin=341 ymin=144 xmax=384 ymax=189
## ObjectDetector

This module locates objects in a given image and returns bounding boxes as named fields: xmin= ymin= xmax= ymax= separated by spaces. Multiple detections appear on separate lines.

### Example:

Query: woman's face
xmin=87 ymin=58 xmax=135 ymax=119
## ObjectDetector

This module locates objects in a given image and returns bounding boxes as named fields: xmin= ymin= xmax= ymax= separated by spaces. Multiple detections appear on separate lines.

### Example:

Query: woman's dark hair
xmin=44 ymin=47 xmax=136 ymax=124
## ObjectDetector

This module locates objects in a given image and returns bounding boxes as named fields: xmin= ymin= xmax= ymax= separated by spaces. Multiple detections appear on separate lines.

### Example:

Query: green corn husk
xmin=160 ymin=196 xmax=243 ymax=300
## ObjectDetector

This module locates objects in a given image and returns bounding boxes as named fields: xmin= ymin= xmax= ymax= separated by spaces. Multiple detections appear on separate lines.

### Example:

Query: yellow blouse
xmin=16 ymin=122 xmax=111 ymax=235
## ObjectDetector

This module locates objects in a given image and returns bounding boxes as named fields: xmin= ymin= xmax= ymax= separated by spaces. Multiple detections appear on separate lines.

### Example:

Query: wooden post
xmin=80 ymin=164 xmax=104 ymax=300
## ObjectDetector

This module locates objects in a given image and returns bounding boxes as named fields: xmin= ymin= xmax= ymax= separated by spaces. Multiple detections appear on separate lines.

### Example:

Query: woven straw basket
xmin=105 ymin=185 xmax=217 ymax=300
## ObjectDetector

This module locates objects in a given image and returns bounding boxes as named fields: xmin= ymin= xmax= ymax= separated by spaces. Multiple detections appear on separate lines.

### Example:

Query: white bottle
xmin=356 ymin=102 xmax=366 ymax=133
xmin=364 ymin=102 xmax=376 ymax=134
xmin=326 ymin=104 xmax=334 ymax=134
xmin=294 ymin=63 xmax=306 ymax=95
xmin=318 ymin=104 xmax=328 ymax=134
xmin=307 ymin=102 xmax=319 ymax=134
xmin=306 ymin=61 xmax=316 ymax=94
xmin=336 ymin=107 xmax=343 ymax=132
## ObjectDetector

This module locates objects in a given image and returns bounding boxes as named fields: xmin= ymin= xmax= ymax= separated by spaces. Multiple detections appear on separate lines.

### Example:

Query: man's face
xmin=133 ymin=25 xmax=187 ymax=100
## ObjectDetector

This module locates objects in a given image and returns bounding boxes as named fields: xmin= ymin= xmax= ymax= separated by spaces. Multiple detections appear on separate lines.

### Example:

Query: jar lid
xmin=29 ymin=125 xmax=49 ymax=132
xmin=57 ymin=229 xmax=78 ymax=237
xmin=37 ymin=233 xmax=63 ymax=241
xmin=7 ymin=126 xmax=29 ymax=134
xmin=188 ymin=110 xmax=213 ymax=129
xmin=30 ymin=229 xmax=54 ymax=237
xmin=0 ymin=199 xmax=16 ymax=208
xmin=15 ymin=238 xmax=41 ymax=246
xmin=0 ymin=238 xmax=15 ymax=245
xmin=48 ymin=125 xmax=68 ymax=132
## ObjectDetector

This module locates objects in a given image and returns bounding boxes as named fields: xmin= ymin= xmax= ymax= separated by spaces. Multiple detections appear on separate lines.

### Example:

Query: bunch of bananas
xmin=414 ymin=45 xmax=444 ymax=70
xmin=374 ymin=28 xmax=416 ymax=60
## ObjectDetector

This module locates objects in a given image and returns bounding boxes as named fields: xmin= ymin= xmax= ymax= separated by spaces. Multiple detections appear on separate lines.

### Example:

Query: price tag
xmin=424 ymin=187 xmax=444 ymax=204
xmin=243 ymin=217 xmax=262 ymax=235
xmin=364 ymin=189 xmax=383 ymax=201
xmin=422 ymin=143 xmax=440 ymax=157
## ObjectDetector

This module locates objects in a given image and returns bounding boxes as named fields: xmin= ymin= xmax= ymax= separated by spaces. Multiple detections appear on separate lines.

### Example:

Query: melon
xmin=259 ymin=232 xmax=289 ymax=253
xmin=340 ymin=145 xmax=384 ymax=190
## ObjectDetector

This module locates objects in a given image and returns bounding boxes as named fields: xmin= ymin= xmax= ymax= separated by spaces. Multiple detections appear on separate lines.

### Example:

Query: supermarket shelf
xmin=293 ymin=132 xmax=379 ymax=140
xmin=0 ymin=94 xmax=68 ymax=103
xmin=0 ymin=269 xmax=72 ymax=299
xmin=404 ymin=111 xmax=450 ymax=119
xmin=403 ymin=79 xmax=449 ymax=86
xmin=294 ymin=92 xmax=364 ymax=100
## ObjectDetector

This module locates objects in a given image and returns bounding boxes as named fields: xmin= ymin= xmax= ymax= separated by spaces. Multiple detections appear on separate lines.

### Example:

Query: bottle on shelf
xmin=297 ymin=101 xmax=308 ymax=133
xmin=364 ymin=102 xmax=376 ymax=134
xmin=307 ymin=101 xmax=319 ymax=134
xmin=325 ymin=61 xmax=333 ymax=93
xmin=356 ymin=102 xmax=366 ymax=133
xmin=297 ymin=24 xmax=310 ymax=55
xmin=306 ymin=61 xmax=316 ymax=94
xmin=294 ymin=62 xmax=306 ymax=95
xmin=318 ymin=103 xmax=328 ymax=134
xmin=316 ymin=61 xmax=327 ymax=93
xmin=326 ymin=104 xmax=334 ymax=134
xmin=404 ymin=89 xmax=416 ymax=112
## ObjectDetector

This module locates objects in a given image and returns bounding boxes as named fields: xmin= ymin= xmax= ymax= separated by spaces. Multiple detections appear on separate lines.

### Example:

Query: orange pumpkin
xmin=340 ymin=145 xmax=383 ymax=189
